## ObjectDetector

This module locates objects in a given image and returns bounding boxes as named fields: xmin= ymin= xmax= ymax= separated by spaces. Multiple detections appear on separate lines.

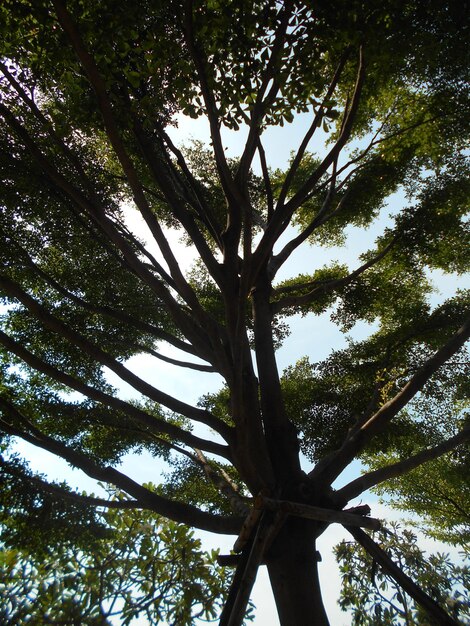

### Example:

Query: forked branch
xmin=251 ymin=47 xmax=365 ymax=279
xmin=276 ymin=49 xmax=350 ymax=207
xmin=271 ymin=239 xmax=395 ymax=314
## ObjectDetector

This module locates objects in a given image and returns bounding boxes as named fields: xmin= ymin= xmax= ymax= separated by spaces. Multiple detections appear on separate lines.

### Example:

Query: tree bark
xmin=266 ymin=519 xmax=330 ymax=626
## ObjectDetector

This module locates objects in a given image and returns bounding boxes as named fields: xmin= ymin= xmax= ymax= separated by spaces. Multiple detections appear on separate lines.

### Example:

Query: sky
xmin=13 ymin=108 xmax=468 ymax=624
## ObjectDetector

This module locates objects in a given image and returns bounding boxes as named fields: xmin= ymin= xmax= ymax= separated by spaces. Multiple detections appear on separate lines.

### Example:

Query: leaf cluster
xmin=335 ymin=523 xmax=470 ymax=625
xmin=0 ymin=487 xmax=237 ymax=625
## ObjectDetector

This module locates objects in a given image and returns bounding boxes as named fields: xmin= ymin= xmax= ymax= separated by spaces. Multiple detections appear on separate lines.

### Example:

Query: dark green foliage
xmin=0 ymin=454 xmax=108 ymax=557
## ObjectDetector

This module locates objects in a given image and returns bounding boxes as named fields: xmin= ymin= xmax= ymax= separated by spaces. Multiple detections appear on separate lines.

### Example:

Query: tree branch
xmin=0 ymin=408 xmax=241 ymax=534
xmin=346 ymin=527 xmax=460 ymax=626
xmin=3 ymin=233 xmax=207 ymax=360
xmin=128 ymin=343 xmax=217 ymax=372
xmin=158 ymin=124 xmax=224 ymax=249
xmin=52 ymin=0 xmax=217 ymax=323
xmin=0 ymin=60 xmax=91 ymax=188
xmin=193 ymin=449 xmax=250 ymax=517
xmin=268 ymin=176 xmax=340 ymax=277
xmin=276 ymin=50 xmax=350 ymax=207
xmin=285 ymin=46 xmax=365 ymax=214
xmin=0 ymin=274 xmax=230 ymax=438
xmin=0 ymin=330 xmax=231 ymax=458
xmin=257 ymin=137 xmax=274 ymax=220
xmin=236 ymin=0 xmax=294 ymax=186
xmin=251 ymin=47 xmax=365 ymax=279
xmin=182 ymin=0 xmax=240 ymax=213
xmin=112 ymin=218 xmax=176 ymax=286
xmin=0 ymin=456 xmax=140 ymax=510
xmin=128 ymin=111 xmax=225 ymax=289
xmin=0 ymin=102 xmax=221 ymax=361
xmin=318 ymin=111 xmax=443 ymax=199
xmin=336 ymin=427 xmax=470 ymax=504
xmin=309 ymin=314 xmax=470 ymax=486
xmin=271 ymin=239 xmax=395 ymax=314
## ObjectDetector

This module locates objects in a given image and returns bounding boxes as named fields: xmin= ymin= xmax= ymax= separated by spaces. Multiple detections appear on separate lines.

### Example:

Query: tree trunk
xmin=266 ymin=519 xmax=330 ymax=626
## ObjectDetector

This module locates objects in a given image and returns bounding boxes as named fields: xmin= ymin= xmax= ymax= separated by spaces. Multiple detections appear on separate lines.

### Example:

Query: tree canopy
xmin=0 ymin=0 xmax=468 ymax=624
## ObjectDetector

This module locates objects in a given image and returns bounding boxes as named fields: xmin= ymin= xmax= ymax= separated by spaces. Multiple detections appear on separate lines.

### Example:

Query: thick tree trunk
xmin=266 ymin=519 xmax=330 ymax=626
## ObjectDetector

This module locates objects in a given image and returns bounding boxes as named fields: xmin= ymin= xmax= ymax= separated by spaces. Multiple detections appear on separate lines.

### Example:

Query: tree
xmin=0 ymin=487 xmax=233 ymax=625
xmin=0 ymin=0 xmax=469 ymax=624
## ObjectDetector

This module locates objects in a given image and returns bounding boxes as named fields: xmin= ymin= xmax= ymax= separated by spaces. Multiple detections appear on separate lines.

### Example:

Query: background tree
xmin=0 ymin=0 xmax=468 ymax=624
xmin=0 ymin=486 xmax=235 ymax=625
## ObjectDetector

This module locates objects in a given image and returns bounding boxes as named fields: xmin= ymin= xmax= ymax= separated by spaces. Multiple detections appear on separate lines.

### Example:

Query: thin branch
xmin=0 ymin=149 xmax=142 ymax=281
xmin=128 ymin=111 xmax=225 ymax=289
xmin=0 ymin=457 xmax=140 ymax=510
xmin=309 ymin=314 xmax=470 ymax=486
xmin=158 ymin=125 xmax=224 ymax=248
xmin=129 ymin=343 xmax=216 ymax=372
xmin=52 ymin=0 xmax=211 ymax=317
xmin=337 ymin=427 xmax=470 ymax=503
xmin=0 ymin=61 xmax=91 ymax=186
xmin=269 ymin=175 xmax=342 ymax=277
xmin=255 ymin=137 xmax=274 ymax=221
xmin=236 ymin=0 xmax=295 ymax=185
xmin=334 ymin=112 xmax=443 ymax=185
xmin=270 ymin=156 xmax=361 ymax=251
xmin=112 ymin=218 xmax=176 ymax=286
xmin=0 ymin=103 xmax=218 ymax=359
xmin=0 ymin=274 xmax=229 ymax=438
xmin=272 ymin=238 xmax=395 ymax=314
xmin=3 ymin=234 xmax=205 ymax=359
xmin=142 ymin=427 xmax=246 ymax=514
xmin=251 ymin=47 xmax=365 ymax=279
xmin=428 ymin=483 xmax=470 ymax=522
xmin=276 ymin=49 xmax=350 ymax=207
xmin=182 ymin=0 xmax=239 ymax=211
xmin=285 ymin=46 xmax=365 ymax=214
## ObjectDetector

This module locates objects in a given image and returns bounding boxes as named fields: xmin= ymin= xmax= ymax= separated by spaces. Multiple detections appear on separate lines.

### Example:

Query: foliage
xmin=0 ymin=489 xmax=236 ymax=626
xmin=0 ymin=451 xmax=109 ymax=556
xmin=335 ymin=523 xmax=470 ymax=625
xmin=362 ymin=395 xmax=470 ymax=546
